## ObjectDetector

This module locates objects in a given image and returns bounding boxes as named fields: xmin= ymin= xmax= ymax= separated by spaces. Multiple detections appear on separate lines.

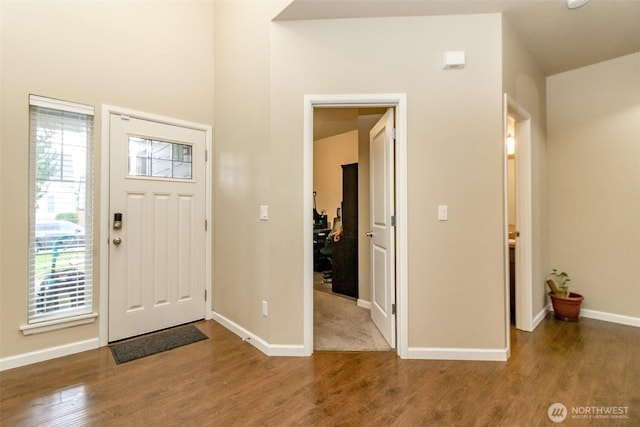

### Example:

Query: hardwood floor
xmin=1 ymin=315 xmax=638 ymax=426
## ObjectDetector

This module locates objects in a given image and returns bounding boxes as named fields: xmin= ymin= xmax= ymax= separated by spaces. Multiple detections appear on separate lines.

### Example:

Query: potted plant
xmin=546 ymin=269 xmax=584 ymax=321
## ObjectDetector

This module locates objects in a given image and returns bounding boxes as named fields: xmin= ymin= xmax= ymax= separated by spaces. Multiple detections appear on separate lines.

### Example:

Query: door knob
xmin=113 ymin=237 xmax=122 ymax=245
xmin=365 ymin=231 xmax=373 ymax=237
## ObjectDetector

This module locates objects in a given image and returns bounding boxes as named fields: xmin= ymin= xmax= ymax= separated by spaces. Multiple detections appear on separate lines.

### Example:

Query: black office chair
xmin=318 ymin=218 xmax=342 ymax=283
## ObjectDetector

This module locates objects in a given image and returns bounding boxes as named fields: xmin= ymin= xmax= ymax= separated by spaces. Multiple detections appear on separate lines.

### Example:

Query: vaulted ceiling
xmin=275 ymin=0 xmax=640 ymax=76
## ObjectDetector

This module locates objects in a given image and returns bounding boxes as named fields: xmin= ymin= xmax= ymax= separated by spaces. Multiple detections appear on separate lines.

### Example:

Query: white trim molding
xmin=533 ymin=304 xmax=552 ymax=329
xmin=29 ymin=94 xmax=94 ymax=116
xmin=211 ymin=311 xmax=307 ymax=357
xmin=541 ymin=303 xmax=639 ymax=328
xmin=20 ymin=312 xmax=98 ymax=336
xmin=357 ymin=299 xmax=371 ymax=310
xmin=0 ymin=338 xmax=99 ymax=371
xmin=407 ymin=346 xmax=509 ymax=362
xmin=580 ymin=309 xmax=640 ymax=328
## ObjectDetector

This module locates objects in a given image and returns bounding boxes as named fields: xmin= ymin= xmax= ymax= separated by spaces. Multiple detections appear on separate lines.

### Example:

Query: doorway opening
xmin=303 ymin=94 xmax=408 ymax=358
xmin=312 ymin=107 xmax=390 ymax=351
xmin=503 ymin=94 xmax=534 ymax=351
xmin=507 ymin=114 xmax=517 ymax=324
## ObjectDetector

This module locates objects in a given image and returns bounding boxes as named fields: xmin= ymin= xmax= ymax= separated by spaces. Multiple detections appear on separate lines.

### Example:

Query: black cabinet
xmin=332 ymin=163 xmax=358 ymax=298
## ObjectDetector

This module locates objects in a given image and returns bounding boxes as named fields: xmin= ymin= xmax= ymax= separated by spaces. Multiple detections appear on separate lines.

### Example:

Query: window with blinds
xmin=28 ymin=95 xmax=94 ymax=323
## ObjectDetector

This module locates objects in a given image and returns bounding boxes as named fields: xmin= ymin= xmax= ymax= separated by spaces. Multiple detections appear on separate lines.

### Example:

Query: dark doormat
xmin=110 ymin=325 xmax=208 ymax=364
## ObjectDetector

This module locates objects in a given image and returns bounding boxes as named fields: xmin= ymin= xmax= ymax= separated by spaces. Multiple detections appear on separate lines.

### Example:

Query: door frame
xmin=303 ymin=94 xmax=408 ymax=358
xmin=503 ymin=94 xmax=534 ymax=345
xmin=98 ymin=105 xmax=213 ymax=346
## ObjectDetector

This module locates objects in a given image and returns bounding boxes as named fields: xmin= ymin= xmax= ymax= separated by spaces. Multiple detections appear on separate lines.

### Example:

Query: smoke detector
xmin=567 ymin=0 xmax=589 ymax=9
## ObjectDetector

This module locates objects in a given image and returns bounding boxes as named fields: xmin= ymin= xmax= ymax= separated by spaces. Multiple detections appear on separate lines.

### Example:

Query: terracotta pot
xmin=549 ymin=292 xmax=584 ymax=321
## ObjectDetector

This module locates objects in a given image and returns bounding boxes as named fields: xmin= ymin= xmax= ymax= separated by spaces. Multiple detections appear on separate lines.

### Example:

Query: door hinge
xmin=391 ymin=128 xmax=397 ymax=140
xmin=392 ymin=303 xmax=396 ymax=315
xmin=205 ymin=219 xmax=208 ymax=231
xmin=391 ymin=215 xmax=396 ymax=227
xmin=205 ymin=289 xmax=207 ymax=301
xmin=120 ymin=114 xmax=130 ymax=121
xmin=205 ymin=150 xmax=208 ymax=161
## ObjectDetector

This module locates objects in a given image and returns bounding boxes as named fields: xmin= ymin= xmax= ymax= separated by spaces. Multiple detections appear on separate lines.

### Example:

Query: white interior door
xmin=369 ymin=108 xmax=396 ymax=347
xmin=108 ymin=113 xmax=206 ymax=341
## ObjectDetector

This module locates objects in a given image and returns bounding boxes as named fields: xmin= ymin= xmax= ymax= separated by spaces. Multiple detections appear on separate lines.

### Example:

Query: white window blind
xmin=28 ymin=95 xmax=94 ymax=323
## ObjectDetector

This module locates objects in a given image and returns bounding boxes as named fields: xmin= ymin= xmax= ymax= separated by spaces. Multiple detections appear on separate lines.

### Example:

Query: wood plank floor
xmin=1 ymin=315 xmax=639 ymax=426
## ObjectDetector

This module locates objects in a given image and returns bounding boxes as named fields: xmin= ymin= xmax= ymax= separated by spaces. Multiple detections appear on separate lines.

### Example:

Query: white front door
xmin=108 ymin=113 xmax=206 ymax=341
xmin=369 ymin=108 xmax=396 ymax=347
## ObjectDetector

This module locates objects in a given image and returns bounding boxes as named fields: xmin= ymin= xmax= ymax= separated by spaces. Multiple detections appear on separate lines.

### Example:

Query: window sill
xmin=20 ymin=312 xmax=98 ymax=336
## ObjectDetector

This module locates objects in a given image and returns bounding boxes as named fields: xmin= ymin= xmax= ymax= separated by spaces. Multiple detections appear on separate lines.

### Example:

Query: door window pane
xmin=128 ymin=137 xmax=193 ymax=179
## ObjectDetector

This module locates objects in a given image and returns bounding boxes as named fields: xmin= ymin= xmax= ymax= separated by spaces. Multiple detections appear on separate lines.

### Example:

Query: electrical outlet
xmin=262 ymin=300 xmax=268 ymax=317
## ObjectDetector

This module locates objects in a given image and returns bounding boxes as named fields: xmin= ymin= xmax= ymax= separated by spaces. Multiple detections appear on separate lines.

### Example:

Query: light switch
xmin=260 ymin=205 xmax=269 ymax=221
xmin=438 ymin=205 xmax=448 ymax=221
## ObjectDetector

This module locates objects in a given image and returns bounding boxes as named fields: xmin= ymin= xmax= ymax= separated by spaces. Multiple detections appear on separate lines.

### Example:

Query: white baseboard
xmin=542 ymin=301 xmax=640 ymax=328
xmin=357 ymin=299 xmax=371 ymax=309
xmin=407 ymin=346 xmax=508 ymax=361
xmin=211 ymin=311 xmax=308 ymax=357
xmin=580 ymin=309 xmax=640 ymax=328
xmin=532 ymin=304 xmax=552 ymax=329
xmin=0 ymin=338 xmax=99 ymax=371
xmin=264 ymin=343 xmax=308 ymax=356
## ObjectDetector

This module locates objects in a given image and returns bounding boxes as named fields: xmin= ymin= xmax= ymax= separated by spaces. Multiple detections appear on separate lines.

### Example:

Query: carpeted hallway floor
xmin=313 ymin=273 xmax=391 ymax=352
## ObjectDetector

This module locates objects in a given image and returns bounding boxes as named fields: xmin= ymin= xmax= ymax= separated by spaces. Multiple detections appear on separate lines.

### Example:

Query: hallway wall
xmin=548 ymin=52 xmax=640 ymax=319
xmin=501 ymin=17 xmax=550 ymax=322
xmin=267 ymin=14 xmax=506 ymax=350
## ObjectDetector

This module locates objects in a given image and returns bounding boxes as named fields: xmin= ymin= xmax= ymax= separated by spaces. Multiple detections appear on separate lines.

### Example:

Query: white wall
xmin=547 ymin=53 xmax=640 ymax=319
xmin=214 ymin=8 xmax=507 ymax=350
xmin=313 ymin=130 xmax=359 ymax=222
xmin=502 ymin=17 xmax=549 ymax=319
xmin=0 ymin=0 xmax=215 ymax=360
xmin=212 ymin=1 xmax=289 ymax=342
xmin=2 ymin=1 xmax=536 ymax=363
xmin=268 ymin=14 xmax=506 ymax=350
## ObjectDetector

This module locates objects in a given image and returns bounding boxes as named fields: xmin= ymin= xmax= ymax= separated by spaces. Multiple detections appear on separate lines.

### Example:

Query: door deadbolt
xmin=113 ymin=213 xmax=123 ymax=230
xmin=113 ymin=237 xmax=122 ymax=245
